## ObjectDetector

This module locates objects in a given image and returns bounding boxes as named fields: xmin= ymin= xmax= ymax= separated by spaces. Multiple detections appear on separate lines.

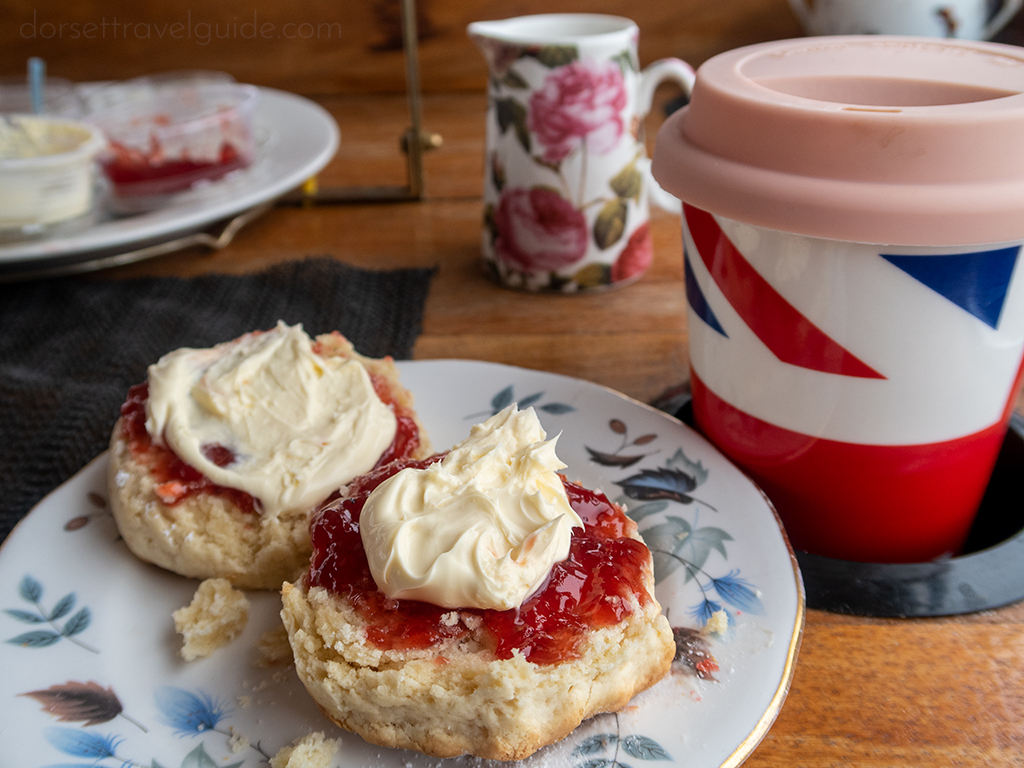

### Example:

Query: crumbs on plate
xmin=172 ymin=577 xmax=249 ymax=661
xmin=270 ymin=731 xmax=341 ymax=768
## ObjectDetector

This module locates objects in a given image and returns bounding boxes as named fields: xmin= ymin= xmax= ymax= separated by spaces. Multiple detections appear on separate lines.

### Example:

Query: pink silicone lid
xmin=652 ymin=36 xmax=1024 ymax=245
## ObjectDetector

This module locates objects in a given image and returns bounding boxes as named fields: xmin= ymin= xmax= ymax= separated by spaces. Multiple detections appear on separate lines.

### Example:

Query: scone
xmin=108 ymin=322 xmax=431 ymax=590
xmin=281 ymin=405 xmax=674 ymax=761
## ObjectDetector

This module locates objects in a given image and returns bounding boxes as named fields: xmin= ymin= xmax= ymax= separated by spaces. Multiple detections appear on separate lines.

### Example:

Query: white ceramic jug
xmin=468 ymin=13 xmax=694 ymax=292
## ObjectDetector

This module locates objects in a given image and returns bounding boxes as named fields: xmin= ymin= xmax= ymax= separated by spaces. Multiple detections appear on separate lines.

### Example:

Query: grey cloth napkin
xmin=0 ymin=257 xmax=436 ymax=543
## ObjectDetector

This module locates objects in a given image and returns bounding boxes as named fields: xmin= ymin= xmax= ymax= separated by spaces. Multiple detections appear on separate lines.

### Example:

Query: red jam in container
xmin=653 ymin=37 xmax=1024 ymax=563
xmin=86 ymin=77 xmax=259 ymax=211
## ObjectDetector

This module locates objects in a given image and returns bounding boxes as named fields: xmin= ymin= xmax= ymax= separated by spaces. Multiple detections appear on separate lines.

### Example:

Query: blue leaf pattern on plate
xmin=42 ymin=728 xmax=243 ymax=768
xmin=469 ymin=386 xmax=576 ymax=420
xmin=155 ymin=687 xmax=229 ymax=736
xmin=48 ymin=594 xmax=76 ymax=622
xmin=622 ymin=734 xmax=673 ymax=760
xmin=19 ymin=574 xmax=43 ymax=602
xmin=153 ymin=687 xmax=269 ymax=762
xmin=4 ymin=575 xmax=97 ymax=653
xmin=690 ymin=598 xmax=725 ymax=625
xmin=617 ymin=467 xmax=698 ymax=504
xmin=711 ymin=570 xmax=766 ymax=615
xmin=591 ymin=420 xmax=762 ymax=626
xmin=571 ymin=714 xmax=672 ymax=767
xmin=4 ymin=609 xmax=45 ymax=623
xmin=44 ymin=727 xmax=121 ymax=759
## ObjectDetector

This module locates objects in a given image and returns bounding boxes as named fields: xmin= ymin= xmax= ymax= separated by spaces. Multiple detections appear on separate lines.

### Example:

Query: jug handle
xmin=984 ymin=0 xmax=1023 ymax=38
xmin=637 ymin=58 xmax=696 ymax=212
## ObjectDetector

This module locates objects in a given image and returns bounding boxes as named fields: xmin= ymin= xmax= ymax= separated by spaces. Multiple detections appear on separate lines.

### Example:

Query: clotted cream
xmin=359 ymin=404 xmax=583 ymax=610
xmin=145 ymin=321 xmax=397 ymax=517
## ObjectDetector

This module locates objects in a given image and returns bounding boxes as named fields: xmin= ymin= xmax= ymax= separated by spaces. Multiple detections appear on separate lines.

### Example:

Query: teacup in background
xmin=469 ymin=14 xmax=694 ymax=292
xmin=787 ymin=0 xmax=1023 ymax=39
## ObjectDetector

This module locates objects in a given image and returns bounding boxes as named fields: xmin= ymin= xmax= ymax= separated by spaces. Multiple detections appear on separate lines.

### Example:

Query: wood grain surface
xmin=5 ymin=0 xmax=1024 ymax=96
xmin=1 ymin=0 xmax=801 ymax=94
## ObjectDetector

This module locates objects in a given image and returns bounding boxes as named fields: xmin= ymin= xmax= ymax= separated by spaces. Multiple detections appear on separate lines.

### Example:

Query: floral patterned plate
xmin=0 ymin=360 xmax=804 ymax=768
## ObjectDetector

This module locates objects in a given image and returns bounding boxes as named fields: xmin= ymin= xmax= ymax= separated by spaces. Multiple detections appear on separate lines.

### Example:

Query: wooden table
xmin=100 ymin=92 xmax=1024 ymax=768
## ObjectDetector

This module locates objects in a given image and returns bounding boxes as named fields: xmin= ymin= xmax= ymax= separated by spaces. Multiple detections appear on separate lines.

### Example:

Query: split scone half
xmin=108 ymin=322 xmax=431 ymax=590
xmin=281 ymin=405 xmax=674 ymax=761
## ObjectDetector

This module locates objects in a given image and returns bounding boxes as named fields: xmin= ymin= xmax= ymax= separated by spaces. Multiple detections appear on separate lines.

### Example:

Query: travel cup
xmin=653 ymin=37 xmax=1024 ymax=562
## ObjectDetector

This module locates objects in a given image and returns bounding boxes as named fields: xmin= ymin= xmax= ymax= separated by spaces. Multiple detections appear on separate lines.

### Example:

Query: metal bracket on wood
xmin=286 ymin=0 xmax=441 ymax=204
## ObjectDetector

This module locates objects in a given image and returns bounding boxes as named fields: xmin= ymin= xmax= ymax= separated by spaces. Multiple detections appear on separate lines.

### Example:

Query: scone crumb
xmin=703 ymin=609 xmax=729 ymax=636
xmin=270 ymin=732 xmax=341 ymax=768
xmin=439 ymin=611 xmax=459 ymax=627
xmin=255 ymin=625 xmax=294 ymax=667
xmin=172 ymin=578 xmax=250 ymax=661
xmin=461 ymin=612 xmax=482 ymax=631
xmin=228 ymin=732 xmax=250 ymax=753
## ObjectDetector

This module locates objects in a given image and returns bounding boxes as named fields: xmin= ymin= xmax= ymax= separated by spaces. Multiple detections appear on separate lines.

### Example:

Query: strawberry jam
xmin=366 ymin=372 xmax=422 ymax=468
xmin=102 ymin=140 xmax=248 ymax=195
xmin=119 ymin=383 xmax=257 ymax=513
xmin=306 ymin=456 xmax=655 ymax=665
xmin=118 ymin=375 xmax=422 ymax=514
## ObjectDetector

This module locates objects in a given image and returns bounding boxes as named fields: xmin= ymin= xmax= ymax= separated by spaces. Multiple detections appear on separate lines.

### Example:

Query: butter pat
xmin=145 ymin=322 xmax=397 ymax=518
xmin=0 ymin=115 xmax=92 ymax=160
xmin=360 ymin=405 xmax=583 ymax=610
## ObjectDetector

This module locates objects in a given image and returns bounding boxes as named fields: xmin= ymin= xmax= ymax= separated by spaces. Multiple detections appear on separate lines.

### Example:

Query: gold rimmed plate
xmin=0 ymin=360 xmax=803 ymax=768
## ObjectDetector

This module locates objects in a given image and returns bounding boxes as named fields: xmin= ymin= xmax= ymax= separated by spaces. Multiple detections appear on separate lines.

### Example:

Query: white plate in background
xmin=0 ymin=87 xmax=338 ymax=271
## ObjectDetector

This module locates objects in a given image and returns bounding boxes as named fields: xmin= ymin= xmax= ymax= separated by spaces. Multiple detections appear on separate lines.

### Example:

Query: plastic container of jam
xmin=652 ymin=37 xmax=1024 ymax=563
xmin=83 ymin=74 xmax=259 ymax=212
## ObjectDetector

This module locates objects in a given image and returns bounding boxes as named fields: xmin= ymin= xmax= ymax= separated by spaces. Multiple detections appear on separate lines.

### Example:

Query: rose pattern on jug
xmin=492 ymin=187 xmax=590 ymax=273
xmin=478 ymin=39 xmax=654 ymax=291
xmin=528 ymin=59 xmax=628 ymax=164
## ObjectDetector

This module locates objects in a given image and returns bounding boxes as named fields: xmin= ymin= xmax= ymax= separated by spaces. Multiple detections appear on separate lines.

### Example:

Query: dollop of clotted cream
xmin=360 ymin=404 xmax=582 ymax=610
xmin=145 ymin=321 xmax=397 ymax=517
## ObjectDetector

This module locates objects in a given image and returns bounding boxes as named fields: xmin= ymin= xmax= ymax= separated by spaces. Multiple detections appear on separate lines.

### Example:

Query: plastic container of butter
xmin=0 ymin=115 xmax=105 ymax=238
